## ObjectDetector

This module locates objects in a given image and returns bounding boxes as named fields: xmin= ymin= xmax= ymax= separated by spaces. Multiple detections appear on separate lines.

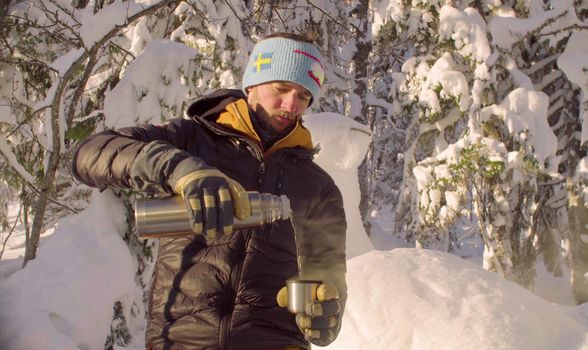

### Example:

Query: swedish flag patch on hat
xmin=252 ymin=52 xmax=274 ymax=72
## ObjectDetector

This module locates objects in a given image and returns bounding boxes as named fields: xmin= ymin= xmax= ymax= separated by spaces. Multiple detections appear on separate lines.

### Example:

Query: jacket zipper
xmin=218 ymin=137 xmax=263 ymax=349
xmin=258 ymin=161 xmax=266 ymax=190
xmin=237 ymin=137 xmax=265 ymax=190
xmin=219 ymin=157 xmax=265 ymax=350
xmin=219 ymin=230 xmax=254 ymax=350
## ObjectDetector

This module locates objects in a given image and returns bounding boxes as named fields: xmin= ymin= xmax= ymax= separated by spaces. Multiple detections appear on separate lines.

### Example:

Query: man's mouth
xmin=274 ymin=112 xmax=296 ymax=122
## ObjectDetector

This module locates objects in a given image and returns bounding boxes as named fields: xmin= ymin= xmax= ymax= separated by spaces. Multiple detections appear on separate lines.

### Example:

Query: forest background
xmin=1 ymin=0 xmax=588 ymax=333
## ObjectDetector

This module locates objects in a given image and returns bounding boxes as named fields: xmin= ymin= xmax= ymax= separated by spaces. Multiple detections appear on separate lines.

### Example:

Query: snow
xmin=3 ymin=0 xmax=588 ymax=347
xmin=50 ymin=48 xmax=84 ymax=78
xmin=303 ymin=113 xmax=374 ymax=259
xmin=103 ymin=40 xmax=197 ymax=128
xmin=79 ymin=1 xmax=146 ymax=47
xmin=558 ymin=30 xmax=588 ymax=146
xmin=370 ymin=0 xmax=404 ymax=36
xmin=439 ymin=5 xmax=491 ymax=63
xmin=1 ymin=115 xmax=588 ymax=349
xmin=402 ymin=53 xmax=471 ymax=126
xmin=480 ymin=87 xmax=558 ymax=173
xmin=0 ymin=191 xmax=141 ymax=350
xmin=0 ymin=141 xmax=36 ymax=185
xmin=488 ymin=1 xmax=574 ymax=50
xmin=329 ymin=249 xmax=588 ymax=350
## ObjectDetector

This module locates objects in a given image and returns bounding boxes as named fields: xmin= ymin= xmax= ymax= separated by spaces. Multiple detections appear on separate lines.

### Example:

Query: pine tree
xmin=367 ymin=0 xmax=588 ymax=294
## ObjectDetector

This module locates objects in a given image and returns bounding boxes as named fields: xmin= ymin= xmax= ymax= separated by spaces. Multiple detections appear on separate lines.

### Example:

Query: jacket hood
xmin=185 ymin=89 xmax=245 ymax=121
xmin=185 ymin=89 xmax=315 ymax=159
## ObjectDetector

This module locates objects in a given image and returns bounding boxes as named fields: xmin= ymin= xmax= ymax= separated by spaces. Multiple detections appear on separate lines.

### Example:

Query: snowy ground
xmin=1 ymin=114 xmax=587 ymax=349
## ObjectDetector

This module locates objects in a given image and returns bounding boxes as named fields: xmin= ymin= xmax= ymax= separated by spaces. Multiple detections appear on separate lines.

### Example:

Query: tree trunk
xmin=21 ymin=0 xmax=181 ymax=266
xmin=350 ymin=0 xmax=371 ymax=122
xmin=0 ymin=0 xmax=10 ymax=25
xmin=566 ymin=182 xmax=588 ymax=303
xmin=23 ymin=153 xmax=59 ymax=265
xmin=351 ymin=0 xmax=372 ymax=231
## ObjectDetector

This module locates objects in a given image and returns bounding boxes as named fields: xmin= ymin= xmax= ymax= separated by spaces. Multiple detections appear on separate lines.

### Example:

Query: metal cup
xmin=286 ymin=279 xmax=322 ymax=314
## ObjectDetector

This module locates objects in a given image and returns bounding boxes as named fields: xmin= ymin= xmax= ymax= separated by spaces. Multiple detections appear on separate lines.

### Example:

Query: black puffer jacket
xmin=72 ymin=89 xmax=347 ymax=350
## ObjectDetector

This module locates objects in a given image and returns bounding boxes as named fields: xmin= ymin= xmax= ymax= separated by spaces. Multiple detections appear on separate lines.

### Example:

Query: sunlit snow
xmin=1 ymin=115 xmax=587 ymax=350
xmin=2 ymin=0 xmax=588 ymax=349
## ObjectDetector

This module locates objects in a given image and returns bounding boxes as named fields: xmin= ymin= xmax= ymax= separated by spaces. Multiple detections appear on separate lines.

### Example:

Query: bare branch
xmin=24 ymin=181 xmax=78 ymax=214
xmin=48 ymin=0 xmax=82 ymax=27
xmin=6 ymin=105 xmax=51 ymax=138
xmin=304 ymin=0 xmax=359 ymax=38
xmin=108 ymin=41 xmax=136 ymax=61
xmin=6 ymin=13 xmax=81 ymax=51
xmin=24 ymin=0 xmax=184 ymax=264
xmin=272 ymin=5 xmax=287 ymax=30
xmin=538 ymin=23 xmax=588 ymax=37
xmin=0 ymin=204 xmax=22 ymax=261
xmin=221 ymin=0 xmax=244 ymax=22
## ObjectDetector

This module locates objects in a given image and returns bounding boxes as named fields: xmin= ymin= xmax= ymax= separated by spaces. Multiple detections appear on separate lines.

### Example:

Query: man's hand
xmin=172 ymin=168 xmax=251 ymax=239
xmin=277 ymin=284 xmax=342 ymax=346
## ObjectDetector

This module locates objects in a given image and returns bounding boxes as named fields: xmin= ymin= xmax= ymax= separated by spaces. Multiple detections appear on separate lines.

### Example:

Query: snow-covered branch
xmin=0 ymin=141 xmax=36 ymax=186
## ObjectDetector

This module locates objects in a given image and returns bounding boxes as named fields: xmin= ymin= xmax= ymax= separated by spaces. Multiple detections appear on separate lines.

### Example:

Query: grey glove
xmin=127 ymin=141 xmax=250 ymax=238
xmin=171 ymin=167 xmax=251 ymax=239
xmin=277 ymin=284 xmax=342 ymax=346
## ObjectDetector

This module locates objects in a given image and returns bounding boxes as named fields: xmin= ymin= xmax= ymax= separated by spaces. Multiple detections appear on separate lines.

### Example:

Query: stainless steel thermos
xmin=134 ymin=191 xmax=291 ymax=238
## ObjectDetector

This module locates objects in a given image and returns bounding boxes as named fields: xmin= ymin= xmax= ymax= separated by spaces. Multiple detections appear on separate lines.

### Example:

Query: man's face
xmin=247 ymin=81 xmax=312 ymax=134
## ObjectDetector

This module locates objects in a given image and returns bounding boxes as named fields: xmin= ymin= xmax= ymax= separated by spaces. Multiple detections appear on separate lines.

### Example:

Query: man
xmin=73 ymin=32 xmax=347 ymax=349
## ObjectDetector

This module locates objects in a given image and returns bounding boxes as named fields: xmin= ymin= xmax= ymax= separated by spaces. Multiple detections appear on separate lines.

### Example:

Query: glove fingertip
xmin=188 ymin=197 xmax=201 ymax=211
xmin=227 ymin=181 xmax=252 ymax=220
xmin=304 ymin=329 xmax=320 ymax=341
xmin=205 ymin=228 xmax=216 ymax=240
xmin=295 ymin=314 xmax=312 ymax=330
xmin=317 ymin=284 xmax=339 ymax=301
xmin=276 ymin=287 xmax=288 ymax=308
xmin=306 ymin=302 xmax=323 ymax=317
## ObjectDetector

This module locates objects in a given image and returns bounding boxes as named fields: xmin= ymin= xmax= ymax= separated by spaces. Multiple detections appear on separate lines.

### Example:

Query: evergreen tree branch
xmin=6 ymin=13 xmax=81 ymax=51
xmin=0 ymin=140 xmax=36 ymax=186
xmin=5 ymin=106 xmax=51 ymax=138
xmin=23 ymin=0 xmax=183 ymax=266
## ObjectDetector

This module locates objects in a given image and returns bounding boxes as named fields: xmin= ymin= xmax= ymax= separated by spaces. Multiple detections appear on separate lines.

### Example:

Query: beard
xmin=254 ymin=106 xmax=297 ymax=135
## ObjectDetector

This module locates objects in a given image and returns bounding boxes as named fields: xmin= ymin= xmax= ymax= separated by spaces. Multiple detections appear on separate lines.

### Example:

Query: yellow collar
xmin=217 ymin=99 xmax=313 ymax=158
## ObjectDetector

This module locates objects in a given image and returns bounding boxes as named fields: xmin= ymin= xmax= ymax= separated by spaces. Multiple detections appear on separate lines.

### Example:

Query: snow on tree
xmin=2 ymin=2 xmax=588 ymax=336
xmin=367 ymin=0 xmax=588 ymax=298
xmin=0 ymin=0 xmax=367 ymax=345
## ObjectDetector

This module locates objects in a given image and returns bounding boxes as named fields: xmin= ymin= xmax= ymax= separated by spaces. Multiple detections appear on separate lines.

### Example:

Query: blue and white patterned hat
xmin=242 ymin=37 xmax=325 ymax=105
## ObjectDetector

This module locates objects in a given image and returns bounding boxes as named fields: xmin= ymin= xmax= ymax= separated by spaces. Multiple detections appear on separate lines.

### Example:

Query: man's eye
xmin=300 ymin=94 xmax=311 ymax=102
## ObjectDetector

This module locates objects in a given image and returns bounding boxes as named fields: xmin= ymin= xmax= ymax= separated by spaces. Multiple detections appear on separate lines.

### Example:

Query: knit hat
xmin=242 ymin=37 xmax=325 ymax=106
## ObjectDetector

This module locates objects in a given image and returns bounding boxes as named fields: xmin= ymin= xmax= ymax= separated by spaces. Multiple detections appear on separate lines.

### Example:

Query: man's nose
xmin=281 ymin=91 xmax=299 ymax=113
